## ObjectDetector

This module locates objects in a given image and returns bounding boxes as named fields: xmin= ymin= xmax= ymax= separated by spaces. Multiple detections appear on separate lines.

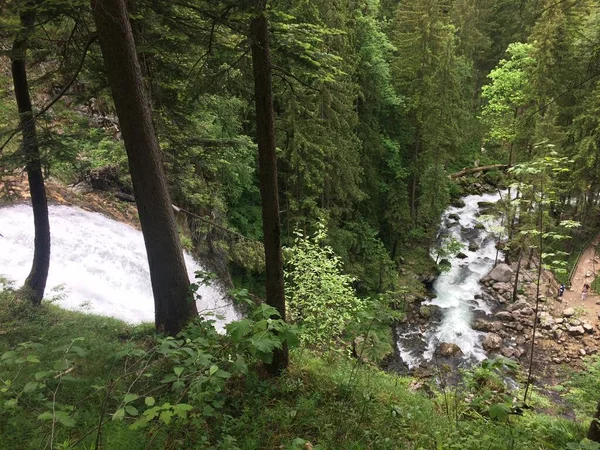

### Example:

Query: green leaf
xmin=38 ymin=411 xmax=53 ymax=421
xmin=174 ymin=366 xmax=184 ymax=377
xmin=145 ymin=396 xmax=155 ymax=407
xmin=209 ymin=365 xmax=218 ymax=376
xmin=35 ymin=371 xmax=51 ymax=380
xmin=112 ymin=408 xmax=125 ymax=421
xmin=159 ymin=410 xmax=173 ymax=425
xmin=1 ymin=351 xmax=16 ymax=361
xmin=54 ymin=359 xmax=70 ymax=371
xmin=56 ymin=411 xmax=76 ymax=427
xmin=125 ymin=405 xmax=139 ymax=416
xmin=124 ymin=393 xmax=139 ymax=404
xmin=23 ymin=382 xmax=38 ymax=394
xmin=26 ymin=354 xmax=40 ymax=364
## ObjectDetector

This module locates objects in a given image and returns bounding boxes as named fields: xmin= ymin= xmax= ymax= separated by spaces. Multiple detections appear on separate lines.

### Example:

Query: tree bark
xmin=250 ymin=0 xmax=289 ymax=374
xmin=90 ymin=0 xmax=197 ymax=335
xmin=11 ymin=4 xmax=51 ymax=306
xmin=449 ymin=164 xmax=509 ymax=179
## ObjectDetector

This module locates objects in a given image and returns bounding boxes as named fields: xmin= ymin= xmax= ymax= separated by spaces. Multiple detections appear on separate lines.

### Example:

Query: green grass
xmin=0 ymin=289 xmax=594 ymax=449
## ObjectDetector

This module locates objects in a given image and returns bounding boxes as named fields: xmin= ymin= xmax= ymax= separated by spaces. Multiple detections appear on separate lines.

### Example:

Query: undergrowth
xmin=0 ymin=289 xmax=596 ymax=449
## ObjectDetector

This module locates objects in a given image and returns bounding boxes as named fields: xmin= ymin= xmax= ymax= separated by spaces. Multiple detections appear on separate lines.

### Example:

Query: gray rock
xmin=554 ymin=329 xmax=564 ymax=339
xmin=473 ymin=319 xmax=495 ymax=332
xmin=487 ymin=263 xmax=514 ymax=283
xmin=540 ymin=314 xmax=555 ymax=329
xmin=568 ymin=325 xmax=585 ymax=336
xmin=519 ymin=307 xmax=534 ymax=316
xmin=570 ymin=319 xmax=582 ymax=326
xmin=583 ymin=323 xmax=595 ymax=333
xmin=580 ymin=348 xmax=587 ymax=356
xmin=419 ymin=305 xmax=432 ymax=319
xmin=501 ymin=347 xmax=515 ymax=358
xmin=493 ymin=282 xmax=512 ymax=293
xmin=507 ymin=300 xmax=529 ymax=312
xmin=563 ymin=308 xmax=576 ymax=318
xmin=448 ymin=213 xmax=460 ymax=221
xmin=483 ymin=333 xmax=503 ymax=351
xmin=438 ymin=342 xmax=463 ymax=357
xmin=495 ymin=311 xmax=514 ymax=322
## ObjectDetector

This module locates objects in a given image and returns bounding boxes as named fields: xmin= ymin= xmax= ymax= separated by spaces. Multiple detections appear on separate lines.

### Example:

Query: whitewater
xmin=0 ymin=204 xmax=239 ymax=330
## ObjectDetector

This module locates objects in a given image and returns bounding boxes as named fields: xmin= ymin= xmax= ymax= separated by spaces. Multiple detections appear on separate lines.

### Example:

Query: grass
xmin=0 ymin=289 xmax=595 ymax=449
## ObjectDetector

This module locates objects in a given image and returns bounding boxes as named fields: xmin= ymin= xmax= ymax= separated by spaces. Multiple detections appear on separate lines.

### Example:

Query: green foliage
xmin=284 ymin=223 xmax=364 ymax=348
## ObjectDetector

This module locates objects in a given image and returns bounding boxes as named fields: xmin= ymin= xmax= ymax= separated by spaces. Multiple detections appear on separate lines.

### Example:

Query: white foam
xmin=0 ymin=204 xmax=239 ymax=331
xmin=427 ymin=192 xmax=503 ymax=361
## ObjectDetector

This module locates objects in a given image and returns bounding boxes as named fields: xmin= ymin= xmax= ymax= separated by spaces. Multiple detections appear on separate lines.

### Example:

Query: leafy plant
xmin=284 ymin=222 xmax=364 ymax=348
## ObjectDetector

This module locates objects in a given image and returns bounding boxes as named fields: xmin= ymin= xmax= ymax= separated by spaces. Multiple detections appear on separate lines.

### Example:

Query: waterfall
xmin=0 ymin=204 xmax=239 ymax=331
xmin=397 ymin=192 xmax=503 ymax=367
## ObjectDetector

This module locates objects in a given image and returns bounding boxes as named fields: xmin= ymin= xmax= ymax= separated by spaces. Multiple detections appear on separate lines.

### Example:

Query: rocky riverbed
xmin=471 ymin=262 xmax=599 ymax=371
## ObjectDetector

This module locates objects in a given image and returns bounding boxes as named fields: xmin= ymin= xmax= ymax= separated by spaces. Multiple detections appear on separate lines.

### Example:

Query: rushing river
xmin=0 ymin=204 xmax=239 ymax=330
xmin=397 ymin=192 xmax=504 ymax=368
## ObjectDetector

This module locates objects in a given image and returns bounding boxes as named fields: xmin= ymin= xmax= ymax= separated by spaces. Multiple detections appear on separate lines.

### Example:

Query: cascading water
xmin=0 ymin=204 xmax=239 ymax=331
xmin=397 ymin=192 xmax=504 ymax=368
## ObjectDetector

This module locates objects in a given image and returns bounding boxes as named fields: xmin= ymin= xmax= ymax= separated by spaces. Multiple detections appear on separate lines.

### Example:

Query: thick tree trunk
xmin=250 ymin=0 xmax=289 ymax=374
xmin=91 ymin=0 xmax=197 ymax=335
xmin=11 ymin=5 xmax=50 ymax=306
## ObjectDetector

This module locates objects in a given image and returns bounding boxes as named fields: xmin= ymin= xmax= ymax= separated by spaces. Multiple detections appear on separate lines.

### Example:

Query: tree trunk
xmin=11 ymin=4 xmax=51 ymax=306
xmin=250 ymin=0 xmax=289 ymax=374
xmin=589 ymin=401 xmax=600 ymax=443
xmin=90 ymin=0 xmax=197 ymax=335
xmin=449 ymin=164 xmax=509 ymax=179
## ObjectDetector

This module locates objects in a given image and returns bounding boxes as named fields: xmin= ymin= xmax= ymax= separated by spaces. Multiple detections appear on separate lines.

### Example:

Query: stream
xmin=0 ymin=204 xmax=239 ymax=331
xmin=396 ymin=192 xmax=504 ymax=368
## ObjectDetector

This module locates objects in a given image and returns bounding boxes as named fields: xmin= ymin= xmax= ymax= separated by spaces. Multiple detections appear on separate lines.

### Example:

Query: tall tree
xmin=11 ymin=2 xmax=51 ymax=306
xmin=250 ymin=0 xmax=288 ymax=374
xmin=90 ymin=0 xmax=197 ymax=335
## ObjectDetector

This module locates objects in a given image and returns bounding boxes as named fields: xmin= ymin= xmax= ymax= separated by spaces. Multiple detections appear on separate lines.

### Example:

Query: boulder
xmin=540 ymin=314 xmax=555 ymax=329
xmin=519 ymin=307 xmax=534 ymax=316
xmin=583 ymin=323 xmax=595 ymax=334
xmin=568 ymin=326 xmax=585 ymax=336
xmin=579 ymin=348 xmax=587 ymax=356
xmin=493 ymin=282 xmax=512 ymax=293
xmin=473 ymin=319 xmax=494 ymax=332
xmin=483 ymin=333 xmax=503 ymax=351
xmin=495 ymin=311 xmax=514 ymax=322
xmin=419 ymin=305 xmax=432 ymax=319
xmin=448 ymin=213 xmax=460 ymax=221
xmin=468 ymin=243 xmax=480 ymax=252
xmin=456 ymin=252 xmax=468 ymax=259
xmin=451 ymin=198 xmax=466 ymax=208
xmin=501 ymin=347 xmax=515 ymax=358
xmin=487 ymin=263 xmax=514 ymax=283
xmin=438 ymin=342 xmax=463 ymax=357
xmin=514 ymin=347 xmax=526 ymax=358
xmin=563 ymin=308 xmax=576 ymax=318
xmin=507 ymin=300 xmax=529 ymax=312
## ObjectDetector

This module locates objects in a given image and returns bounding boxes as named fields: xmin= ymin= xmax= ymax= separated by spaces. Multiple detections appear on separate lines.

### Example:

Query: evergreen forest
xmin=2 ymin=0 xmax=600 ymax=448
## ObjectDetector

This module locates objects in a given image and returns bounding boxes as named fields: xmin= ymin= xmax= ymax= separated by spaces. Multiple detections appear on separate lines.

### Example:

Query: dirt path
xmin=561 ymin=233 xmax=600 ymax=322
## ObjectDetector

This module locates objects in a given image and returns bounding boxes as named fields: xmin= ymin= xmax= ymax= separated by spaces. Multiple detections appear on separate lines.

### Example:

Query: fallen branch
xmin=449 ymin=164 xmax=509 ymax=179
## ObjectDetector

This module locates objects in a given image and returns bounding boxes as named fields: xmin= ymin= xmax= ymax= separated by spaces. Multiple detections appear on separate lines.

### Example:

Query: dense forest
xmin=2 ymin=0 xmax=600 ymax=448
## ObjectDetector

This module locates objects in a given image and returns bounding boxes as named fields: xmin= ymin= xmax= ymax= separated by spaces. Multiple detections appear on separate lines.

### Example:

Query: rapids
xmin=0 ymin=204 xmax=239 ymax=331
xmin=397 ymin=192 xmax=504 ymax=367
